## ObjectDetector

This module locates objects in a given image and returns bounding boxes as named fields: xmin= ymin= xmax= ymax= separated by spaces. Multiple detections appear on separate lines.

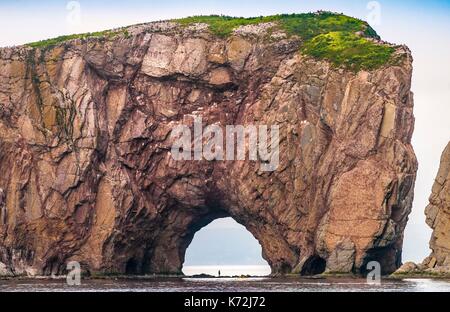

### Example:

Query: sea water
xmin=1 ymin=265 xmax=449 ymax=292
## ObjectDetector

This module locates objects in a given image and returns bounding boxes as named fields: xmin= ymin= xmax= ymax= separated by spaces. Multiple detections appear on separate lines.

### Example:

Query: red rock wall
xmin=0 ymin=21 xmax=417 ymax=276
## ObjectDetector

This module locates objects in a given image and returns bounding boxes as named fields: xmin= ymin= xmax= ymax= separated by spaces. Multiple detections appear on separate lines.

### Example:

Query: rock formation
xmin=396 ymin=142 xmax=449 ymax=276
xmin=425 ymin=142 xmax=450 ymax=270
xmin=0 ymin=13 xmax=417 ymax=277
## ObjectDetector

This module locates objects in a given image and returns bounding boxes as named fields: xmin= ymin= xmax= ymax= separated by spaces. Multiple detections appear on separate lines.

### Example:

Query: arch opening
xmin=182 ymin=217 xmax=271 ymax=277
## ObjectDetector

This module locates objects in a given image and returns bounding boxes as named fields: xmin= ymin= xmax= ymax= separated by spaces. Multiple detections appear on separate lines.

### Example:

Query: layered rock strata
xmin=0 ymin=17 xmax=416 ymax=276
xmin=425 ymin=142 xmax=450 ymax=270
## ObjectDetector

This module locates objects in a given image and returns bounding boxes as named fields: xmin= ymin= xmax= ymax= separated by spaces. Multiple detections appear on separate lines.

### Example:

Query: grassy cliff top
xmin=26 ymin=12 xmax=398 ymax=72
xmin=173 ymin=12 xmax=379 ymax=39
xmin=26 ymin=29 xmax=130 ymax=49
xmin=174 ymin=12 xmax=396 ymax=71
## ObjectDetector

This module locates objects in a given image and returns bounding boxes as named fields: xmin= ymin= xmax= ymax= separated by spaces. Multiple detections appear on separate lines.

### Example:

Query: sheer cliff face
xmin=0 ymin=20 xmax=416 ymax=276
xmin=425 ymin=142 xmax=450 ymax=270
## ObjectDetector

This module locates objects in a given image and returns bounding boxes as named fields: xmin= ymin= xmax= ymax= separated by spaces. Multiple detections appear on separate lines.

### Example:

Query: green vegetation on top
xmin=302 ymin=31 xmax=396 ymax=71
xmin=173 ymin=12 xmax=379 ymax=40
xmin=25 ymin=12 xmax=397 ymax=71
xmin=174 ymin=12 xmax=396 ymax=71
xmin=26 ymin=29 xmax=130 ymax=49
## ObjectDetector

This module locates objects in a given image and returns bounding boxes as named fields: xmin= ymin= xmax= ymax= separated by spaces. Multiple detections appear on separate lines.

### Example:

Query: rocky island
xmin=395 ymin=142 xmax=450 ymax=277
xmin=0 ymin=12 xmax=418 ymax=277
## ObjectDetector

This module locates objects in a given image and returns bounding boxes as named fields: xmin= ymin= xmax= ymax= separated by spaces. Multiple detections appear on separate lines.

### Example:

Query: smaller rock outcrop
xmin=424 ymin=142 xmax=450 ymax=272
xmin=395 ymin=142 xmax=450 ymax=277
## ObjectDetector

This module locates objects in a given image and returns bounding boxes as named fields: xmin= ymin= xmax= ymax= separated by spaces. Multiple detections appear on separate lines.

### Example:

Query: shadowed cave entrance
xmin=117 ymin=206 xmax=327 ymax=276
xmin=182 ymin=217 xmax=271 ymax=277
xmin=118 ymin=206 xmax=279 ymax=276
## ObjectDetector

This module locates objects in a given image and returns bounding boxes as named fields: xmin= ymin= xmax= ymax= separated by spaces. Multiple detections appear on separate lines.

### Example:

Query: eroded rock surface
xmin=423 ymin=142 xmax=450 ymax=272
xmin=0 ymin=19 xmax=416 ymax=276
xmin=394 ymin=142 xmax=450 ymax=277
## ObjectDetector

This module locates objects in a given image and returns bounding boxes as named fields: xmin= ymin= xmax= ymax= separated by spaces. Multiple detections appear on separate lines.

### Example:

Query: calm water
xmin=1 ymin=277 xmax=449 ymax=292
xmin=183 ymin=265 xmax=272 ymax=277
xmin=1 ymin=264 xmax=449 ymax=292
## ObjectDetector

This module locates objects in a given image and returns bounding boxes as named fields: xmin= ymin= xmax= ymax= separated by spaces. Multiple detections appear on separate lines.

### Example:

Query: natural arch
xmin=0 ymin=19 xmax=416 ymax=277
xmin=182 ymin=217 xmax=271 ymax=276
xmin=109 ymin=200 xmax=298 ymax=276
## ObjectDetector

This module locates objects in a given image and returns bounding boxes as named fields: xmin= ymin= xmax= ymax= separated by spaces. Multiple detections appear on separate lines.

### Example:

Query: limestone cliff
xmin=0 ymin=13 xmax=417 ymax=276
xmin=423 ymin=142 xmax=450 ymax=271
xmin=396 ymin=142 xmax=449 ymax=276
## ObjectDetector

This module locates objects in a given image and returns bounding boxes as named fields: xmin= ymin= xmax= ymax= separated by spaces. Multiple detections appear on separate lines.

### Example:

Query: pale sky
xmin=0 ymin=0 xmax=449 ymax=264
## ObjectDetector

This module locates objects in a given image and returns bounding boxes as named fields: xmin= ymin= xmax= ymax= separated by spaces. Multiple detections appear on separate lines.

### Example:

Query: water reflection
xmin=0 ymin=277 xmax=449 ymax=292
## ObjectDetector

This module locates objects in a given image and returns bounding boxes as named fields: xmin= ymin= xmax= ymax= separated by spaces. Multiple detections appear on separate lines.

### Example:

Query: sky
xmin=0 ymin=0 xmax=449 ymax=265
xmin=183 ymin=219 xmax=268 ymax=266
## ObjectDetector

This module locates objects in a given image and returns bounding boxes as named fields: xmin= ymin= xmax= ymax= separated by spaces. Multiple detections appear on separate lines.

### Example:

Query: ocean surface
xmin=1 ymin=266 xmax=449 ymax=292
xmin=183 ymin=265 xmax=272 ymax=277
xmin=1 ymin=277 xmax=449 ymax=292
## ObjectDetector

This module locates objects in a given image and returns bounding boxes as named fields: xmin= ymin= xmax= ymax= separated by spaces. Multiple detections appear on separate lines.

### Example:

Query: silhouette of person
xmin=218 ymin=270 xmax=221 ymax=277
